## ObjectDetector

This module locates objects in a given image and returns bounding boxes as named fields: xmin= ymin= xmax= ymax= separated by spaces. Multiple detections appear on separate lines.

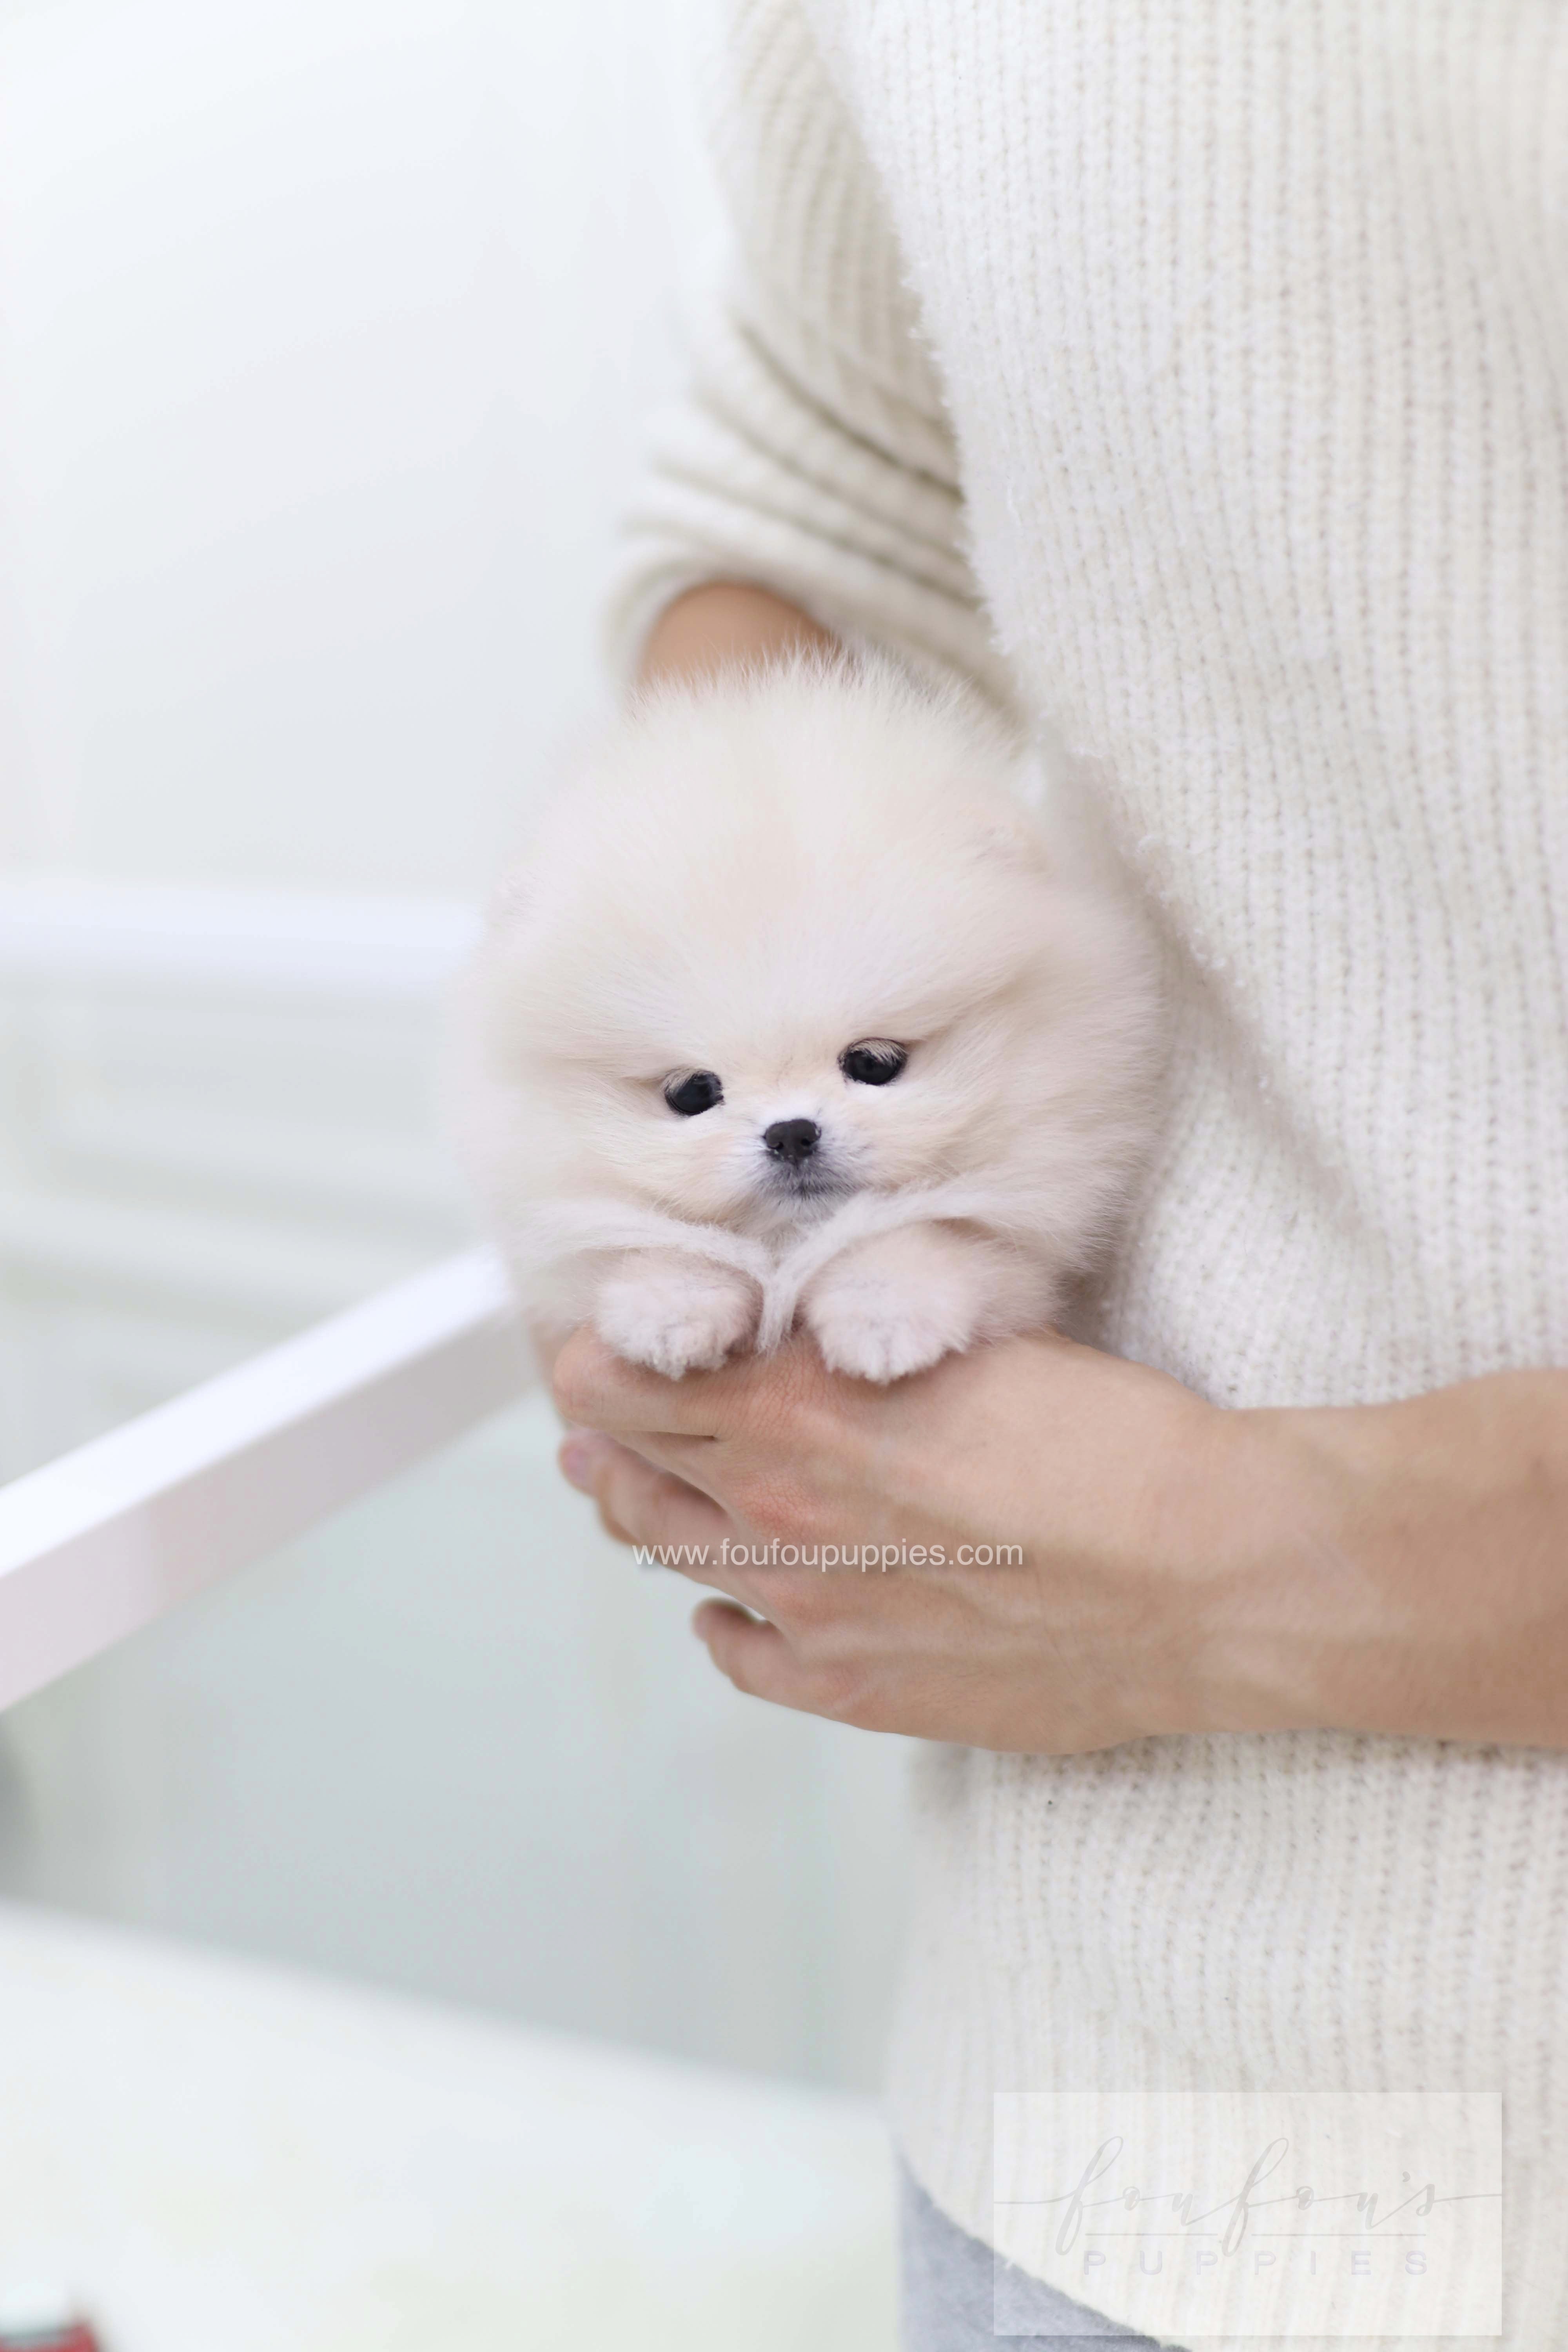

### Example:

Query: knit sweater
xmin=603 ymin=5 xmax=1568 ymax=2343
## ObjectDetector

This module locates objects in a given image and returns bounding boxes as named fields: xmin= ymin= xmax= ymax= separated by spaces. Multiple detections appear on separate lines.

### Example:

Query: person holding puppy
xmin=545 ymin=6 xmax=1568 ymax=2344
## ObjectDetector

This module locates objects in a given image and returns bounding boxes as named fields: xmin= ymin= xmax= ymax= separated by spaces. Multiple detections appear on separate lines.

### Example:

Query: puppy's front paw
xmin=803 ymin=1226 xmax=986 ymax=1384
xmin=594 ymin=1254 xmax=758 ymax=1378
xmin=808 ymin=1292 xmax=961 ymax=1383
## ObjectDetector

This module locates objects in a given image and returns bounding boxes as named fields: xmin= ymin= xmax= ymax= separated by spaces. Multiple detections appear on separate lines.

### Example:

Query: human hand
xmin=555 ymin=1328 xmax=1568 ymax=1755
xmin=552 ymin=1326 xmax=1289 ymax=1753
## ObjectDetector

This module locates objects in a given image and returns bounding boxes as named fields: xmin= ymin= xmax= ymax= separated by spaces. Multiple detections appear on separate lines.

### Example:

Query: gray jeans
xmin=900 ymin=2165 xmax=1163 ymax=2348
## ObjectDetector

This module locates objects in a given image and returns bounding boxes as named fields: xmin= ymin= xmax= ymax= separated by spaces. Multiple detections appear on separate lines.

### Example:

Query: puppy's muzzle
xmin=763 ymin=1117 xmax=820 ymax=1168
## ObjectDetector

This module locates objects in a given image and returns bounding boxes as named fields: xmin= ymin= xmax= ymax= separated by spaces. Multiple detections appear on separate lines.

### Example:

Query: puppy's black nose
xmin=764 ymin=1117 xmax=820 ymax=1167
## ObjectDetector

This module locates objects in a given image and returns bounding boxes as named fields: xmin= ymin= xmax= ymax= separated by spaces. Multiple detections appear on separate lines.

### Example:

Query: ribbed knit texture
xmin=605 ymin=6 xmax=1568 ymax=2342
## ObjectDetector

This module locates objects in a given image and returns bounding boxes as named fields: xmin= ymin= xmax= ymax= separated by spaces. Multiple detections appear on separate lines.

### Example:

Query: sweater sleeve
xmin=601 ymin=0 xmax=1013 ymax=710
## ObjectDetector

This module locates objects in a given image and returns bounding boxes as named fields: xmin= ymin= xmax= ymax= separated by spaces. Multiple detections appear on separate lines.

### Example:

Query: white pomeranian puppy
xmin=454 ymin=652 xmax=1163 ymax=1383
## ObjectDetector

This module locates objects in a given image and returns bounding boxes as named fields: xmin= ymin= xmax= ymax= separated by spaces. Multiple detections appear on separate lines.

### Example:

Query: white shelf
xmin=0 ymin=1252 xmax=532 ymax=1710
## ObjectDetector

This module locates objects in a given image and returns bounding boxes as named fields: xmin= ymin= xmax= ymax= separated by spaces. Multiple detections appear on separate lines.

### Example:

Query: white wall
xmin=0 ymin=0 xmax=719 ymax=889
xmin=0 ymin=0 xmax=915 ymax=2093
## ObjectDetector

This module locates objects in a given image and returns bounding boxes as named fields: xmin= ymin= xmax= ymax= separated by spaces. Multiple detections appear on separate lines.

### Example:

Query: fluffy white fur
xmin=454 ymin=654 xmax=1163 ymax=1383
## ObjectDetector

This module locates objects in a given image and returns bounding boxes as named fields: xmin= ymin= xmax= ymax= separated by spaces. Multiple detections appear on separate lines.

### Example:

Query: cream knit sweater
xmin=604 ymin=4 xmax=1568 ymax=2342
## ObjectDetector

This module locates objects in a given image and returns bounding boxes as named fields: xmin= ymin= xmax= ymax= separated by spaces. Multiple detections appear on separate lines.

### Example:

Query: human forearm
xmin=1216 ymin=1369 xmax=1568 ymax=1749
xmin=636 ymin=582 xmax=838 ymax=691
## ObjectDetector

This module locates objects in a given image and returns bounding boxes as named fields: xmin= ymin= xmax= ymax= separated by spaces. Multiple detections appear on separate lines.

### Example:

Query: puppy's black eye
xmin=663 ymin=1069 xmax=723 ymax=1116
xmin=839 ymin=1040 xmax=908 ymax=1086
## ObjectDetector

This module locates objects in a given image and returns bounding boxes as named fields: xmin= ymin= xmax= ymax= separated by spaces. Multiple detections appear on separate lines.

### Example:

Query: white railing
xmin=0 ymin=1250 xmax=532 ymax=1711
xmin=0 ymin=874 xmax=528 ymax=1710
xmin=0 ymin=876 xmax=480 ymax=999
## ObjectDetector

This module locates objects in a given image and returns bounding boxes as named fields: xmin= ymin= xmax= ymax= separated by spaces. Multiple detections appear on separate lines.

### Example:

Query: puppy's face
xmin=512 ymin=942 xmax=1050 ymax=1238
xmin=478 ymin=755 xmax=1072 ymax=1238
xmin=606 ymin=1016 xmax=978 ymax=1238
xmin=652 ymin=1032 xmax=915 ymax=1227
